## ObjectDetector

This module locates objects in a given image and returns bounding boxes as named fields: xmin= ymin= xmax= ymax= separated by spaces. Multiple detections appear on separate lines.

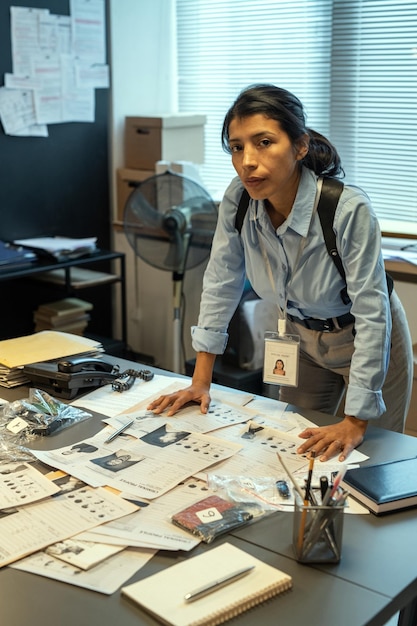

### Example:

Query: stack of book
xmin=0 ymin=331 xmax=103 ymax=388
xmin=33 ymin=298 xmax=93 ymax=336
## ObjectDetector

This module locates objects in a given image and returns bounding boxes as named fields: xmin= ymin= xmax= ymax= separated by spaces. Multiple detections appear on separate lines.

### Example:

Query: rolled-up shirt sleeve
xmin=335 ymin=187 xmax=391 ymax=419
xmin=191 ymin=177 xmax=247 ymax=355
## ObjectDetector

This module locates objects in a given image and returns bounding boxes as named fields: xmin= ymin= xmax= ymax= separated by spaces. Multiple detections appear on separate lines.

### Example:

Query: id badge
xmin=263 ymin=331 xmax=300 ymax=387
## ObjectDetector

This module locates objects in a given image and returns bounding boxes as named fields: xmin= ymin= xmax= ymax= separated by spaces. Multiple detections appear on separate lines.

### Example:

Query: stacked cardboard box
xmin=116 ymin=114 xmax=206 ymax=222
xmin=33 ymin=297 xmax=93 ymax=336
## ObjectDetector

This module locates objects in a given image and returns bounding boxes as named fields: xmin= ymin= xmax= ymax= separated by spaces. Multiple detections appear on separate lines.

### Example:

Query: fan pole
xmin=172 ymin=273 xmax=183 ymax=374
xmin=123 ymin=171 xmax=218 ymax=374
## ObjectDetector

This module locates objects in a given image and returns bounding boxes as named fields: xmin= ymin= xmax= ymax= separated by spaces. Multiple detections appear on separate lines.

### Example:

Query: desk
xmin=1 ymin=360 xmax=417 ymax=626
xmin=0 ymin=249 xmax=127 ymax=345
xmin=232 ymin=412 xmax=417 ymax=626
xmin=384 ymin=259 xmax=417 ymax=284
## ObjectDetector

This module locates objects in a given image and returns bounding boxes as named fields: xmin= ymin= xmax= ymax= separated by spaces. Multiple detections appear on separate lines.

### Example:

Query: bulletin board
xmin=0 ymin=1 xmax=114 ymax=341
xmin=0 ymin=0 xmax=110 ymax=243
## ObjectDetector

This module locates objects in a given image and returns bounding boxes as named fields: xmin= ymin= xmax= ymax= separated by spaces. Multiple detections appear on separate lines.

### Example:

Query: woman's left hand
xmin=296 ymin=415 xmax=368 ymax=462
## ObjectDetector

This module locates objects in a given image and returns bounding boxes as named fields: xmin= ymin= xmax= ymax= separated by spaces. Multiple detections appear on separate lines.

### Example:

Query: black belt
xmin=287 ymin=312 xmax=355 ymax=332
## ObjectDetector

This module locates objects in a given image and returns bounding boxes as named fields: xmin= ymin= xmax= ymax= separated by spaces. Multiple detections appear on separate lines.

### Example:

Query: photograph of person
xmin=90 ymin=450 xmax=143 ymax=472
xmin=61 ymin=443 xmax=98 ymax=456
xmin=140 ymin=425 xmax=189 ymax=448
xmin=273 ymin=359 xmax=286 ymax=376
xmin=53 ymin=474 xmax=86 ymax=495
xmin=147 ymin=84 xmax=413 ymax=463
xmin=46 ymin=541 xmax=83 ymax=557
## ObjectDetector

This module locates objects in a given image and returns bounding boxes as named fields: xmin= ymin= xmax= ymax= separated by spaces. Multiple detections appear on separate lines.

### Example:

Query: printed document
xmin=79 ymin=477 xmax=212 ymax=551
xmin=33 ymin=423 xmax=242 ymax=499
xmin=11 ymin=547 xmax=155 ymax=595
xmin=0 ymin=485 xmax=137 ymax=567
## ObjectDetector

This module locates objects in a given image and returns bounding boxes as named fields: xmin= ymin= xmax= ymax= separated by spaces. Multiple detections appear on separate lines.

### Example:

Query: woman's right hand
xmin=147 ymin=382 xmax=211 ymax=417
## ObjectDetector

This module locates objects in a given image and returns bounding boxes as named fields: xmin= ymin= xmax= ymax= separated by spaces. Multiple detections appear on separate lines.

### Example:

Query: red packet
xmin=171 ymin=495 xmax=254 ymax=543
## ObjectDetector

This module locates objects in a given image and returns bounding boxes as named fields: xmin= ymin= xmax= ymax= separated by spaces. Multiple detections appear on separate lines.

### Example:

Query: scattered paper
xmin=0 ymin=462 xmax=60 ymax=508
xmin=11 ymin=547 xmax=155 ymax=594
xmin=45 ymin=537 xmax=125 ymax=570
xmin=80 ymin=477 xmax=211 ymax=551
xmin=13 ymin=236 xmax=97 ymax=258
xmin=117 ymin=397 xmax=259 ymax=435
xmin=71 ymin=375 xmax=186 ymax=417
xmin=33 ymin=425 xmax=243 ymax=500
xmin=0 ymin=486 xmax=138 ymax=567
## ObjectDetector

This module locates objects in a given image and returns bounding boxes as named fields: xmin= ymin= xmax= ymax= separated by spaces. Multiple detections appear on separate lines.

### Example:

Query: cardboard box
xmin=116 ymin=168 xmax=154 ymax=222
xmin=124 ymin=114 xmax=206 ymax=170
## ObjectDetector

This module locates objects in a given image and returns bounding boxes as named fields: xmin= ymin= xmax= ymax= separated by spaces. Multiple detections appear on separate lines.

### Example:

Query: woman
xmin=273 ymin=359 xmax=286 ymax=376
xmin=148 ymin=84 xmax=413 ymax=462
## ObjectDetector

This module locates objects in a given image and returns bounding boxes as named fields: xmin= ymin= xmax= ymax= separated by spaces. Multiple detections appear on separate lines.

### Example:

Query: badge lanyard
xmin=259 ymin=178 xmax=323 ymax=387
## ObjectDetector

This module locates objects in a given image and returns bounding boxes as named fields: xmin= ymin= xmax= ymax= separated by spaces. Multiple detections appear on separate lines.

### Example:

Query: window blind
xmin=330 ymin=0 xmax=417 ymax=232
xmin=176 ymin=0 xmax=417 ymax=233
xmin=176 ymin=0 xmax=332 ymax=200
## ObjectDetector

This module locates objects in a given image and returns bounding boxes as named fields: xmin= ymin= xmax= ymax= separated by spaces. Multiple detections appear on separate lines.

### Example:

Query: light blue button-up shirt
xmin=192 ymin=167 xmax=391 ymax=420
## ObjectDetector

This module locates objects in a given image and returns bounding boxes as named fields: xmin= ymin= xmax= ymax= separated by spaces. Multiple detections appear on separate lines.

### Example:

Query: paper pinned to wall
xmin=0 ymin=2 xmax=109 ymax=137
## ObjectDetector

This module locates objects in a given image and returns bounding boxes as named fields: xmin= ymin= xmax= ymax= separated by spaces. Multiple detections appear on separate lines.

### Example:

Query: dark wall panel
xmin=0 ymin=0 xmax=113 ymax=340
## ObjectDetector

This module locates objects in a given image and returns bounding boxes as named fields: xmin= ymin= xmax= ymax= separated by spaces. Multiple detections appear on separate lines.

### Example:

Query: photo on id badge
xmin=263 ymin=335 xmax=299 ymax=387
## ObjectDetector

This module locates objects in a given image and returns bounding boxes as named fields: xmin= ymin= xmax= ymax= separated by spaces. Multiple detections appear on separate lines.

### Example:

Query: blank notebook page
xmin=122 ymin=542 xmax=292 ymax=626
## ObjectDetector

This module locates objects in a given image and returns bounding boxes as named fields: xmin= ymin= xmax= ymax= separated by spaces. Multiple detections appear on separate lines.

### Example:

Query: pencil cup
xmin=292 ymin=493 xmax=345 ymax=563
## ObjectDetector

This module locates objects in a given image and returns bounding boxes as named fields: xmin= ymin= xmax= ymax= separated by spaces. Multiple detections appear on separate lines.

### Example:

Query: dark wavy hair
xmin=221 ymin=84 xmax=344 ymax=178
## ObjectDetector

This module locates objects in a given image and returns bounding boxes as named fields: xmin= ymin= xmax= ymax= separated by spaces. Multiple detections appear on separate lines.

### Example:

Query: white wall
xmin=108 ymin=0 xmax=177 ymax=171
xmin=108 ymin=0 xmax=207 ymax=371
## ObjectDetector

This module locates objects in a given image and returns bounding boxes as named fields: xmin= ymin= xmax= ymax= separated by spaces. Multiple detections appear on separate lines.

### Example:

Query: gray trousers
xmin=279 ymin=291 xmax=413 ymax=433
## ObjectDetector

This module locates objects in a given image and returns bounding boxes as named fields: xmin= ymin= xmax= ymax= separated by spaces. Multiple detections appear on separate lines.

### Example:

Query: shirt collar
xmin=285 ymin=167 xmax=318 ymax=236
xmin=255 ymin=167 xmax=318 ymax=237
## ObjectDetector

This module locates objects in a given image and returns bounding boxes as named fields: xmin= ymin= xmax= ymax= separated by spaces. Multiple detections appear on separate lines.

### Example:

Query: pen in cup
xmin=105 ymin=419 xmax=134 ymax=443
xmin=321 ymin=465 xmax=347 ymax=506
xmin=297 ymin=452 xmax=316 ymax=554
xmin=320 ymin=476 xmax=329 ymax=502
xmin=301 ymin=489 xmax=349 ymax=559
xmin=184 ymin=565 xmax=255 ymax=602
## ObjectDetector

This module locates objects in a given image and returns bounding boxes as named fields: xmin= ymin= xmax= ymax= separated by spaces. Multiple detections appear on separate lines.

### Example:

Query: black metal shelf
xmin=0 ymin=249 xmax=127 ymax=345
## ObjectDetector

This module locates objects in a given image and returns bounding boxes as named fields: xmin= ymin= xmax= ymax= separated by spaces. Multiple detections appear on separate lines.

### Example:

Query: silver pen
xmin=184 ymin=565 xmax=255 ymax=603
xmin=105 ymin=419 xmax=134 ymax=443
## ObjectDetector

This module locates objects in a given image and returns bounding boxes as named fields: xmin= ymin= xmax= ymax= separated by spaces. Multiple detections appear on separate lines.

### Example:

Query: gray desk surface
xmin=230 ymin=414 xmax=417 ymax=626
xmin=1 ymin=359 xmax=417 ymax=626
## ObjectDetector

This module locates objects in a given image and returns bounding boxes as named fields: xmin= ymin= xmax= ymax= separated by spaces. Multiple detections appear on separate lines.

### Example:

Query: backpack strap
xmin=235 ymin=188 xmax=250 ymax=234
xmin=317 ymin=177 xmax=393 ymax=299
xmin=317 ymin=177 xmax=344 ymax=277
xmin=316 ymin=178 xmax=350 ymax=303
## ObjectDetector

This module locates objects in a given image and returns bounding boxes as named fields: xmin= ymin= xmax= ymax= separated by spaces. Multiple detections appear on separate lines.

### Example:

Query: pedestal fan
xmin=123 ymin=170 xmax=218 ymax=373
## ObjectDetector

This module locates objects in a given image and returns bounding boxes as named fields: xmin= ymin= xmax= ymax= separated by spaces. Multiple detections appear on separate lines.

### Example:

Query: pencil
xmin=304 ymin=451 xmax=316 ymax=504
xmin=276 ymin=452 xmax=304 ymax=500
xmin=297 ymin=452 xmax=316 ymax=555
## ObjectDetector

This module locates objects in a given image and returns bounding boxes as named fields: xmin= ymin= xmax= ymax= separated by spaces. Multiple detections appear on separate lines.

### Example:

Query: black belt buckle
xmin=288 ymin=313 xmax=351 ymax=332
xmin=321 ymin=319 xmax=334 ymax=332
xmin=305 ymin=318 xmax=334 ymax=332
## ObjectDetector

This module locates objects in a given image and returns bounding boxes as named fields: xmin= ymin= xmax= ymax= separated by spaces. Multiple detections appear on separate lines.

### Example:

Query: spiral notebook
xmin=122 ymin=542 xmax=292 ymax=626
